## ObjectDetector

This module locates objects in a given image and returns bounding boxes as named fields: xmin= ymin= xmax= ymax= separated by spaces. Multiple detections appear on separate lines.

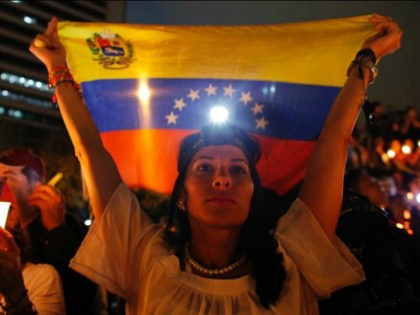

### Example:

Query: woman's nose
xmin=212 ymin=173 xmax=232 ymax=189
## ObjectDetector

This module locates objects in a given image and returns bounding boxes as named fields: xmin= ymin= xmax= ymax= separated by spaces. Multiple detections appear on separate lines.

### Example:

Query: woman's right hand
xmin=29 ymin=17 xmax=67 ymax=72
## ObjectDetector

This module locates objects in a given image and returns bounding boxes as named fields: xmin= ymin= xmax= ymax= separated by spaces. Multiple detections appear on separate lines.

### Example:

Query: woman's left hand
xmin=362 ymin=14 xmax=402 ymax=60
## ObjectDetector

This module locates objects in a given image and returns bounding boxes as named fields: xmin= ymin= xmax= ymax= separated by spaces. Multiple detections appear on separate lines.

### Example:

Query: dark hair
xmin=7 ymin=222 xmax=32 ymax=264
xmin=344 ymin=167 xmax=371 ymax=193
xmin=165 ymin=123 xmax=285 ymax=308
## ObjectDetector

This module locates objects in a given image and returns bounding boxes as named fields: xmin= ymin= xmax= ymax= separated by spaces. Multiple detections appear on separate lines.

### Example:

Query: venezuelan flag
xmin=58 ymin=15 xmax=375 ymax=195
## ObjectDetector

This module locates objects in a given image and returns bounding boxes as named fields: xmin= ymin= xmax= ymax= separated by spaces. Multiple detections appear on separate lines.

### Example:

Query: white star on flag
xmin=187 ymin=89 xmax=200 ymax=101
xmin=256 ymin=117 xmax=269 ymax=130
xmin=240 ymin=91 xmax=253 ymax=105
xmin=173 ymin=98 xmax=187 ymax=111
xmin=223 ymin=84 xmax=236 ymax=98
xmin=165 ymin=111 xmax=179 ymax=125
xmin=251 ymin=103 xmax=264 ymax=115
xmin=204 ymin=84 xmax=217 ymax=96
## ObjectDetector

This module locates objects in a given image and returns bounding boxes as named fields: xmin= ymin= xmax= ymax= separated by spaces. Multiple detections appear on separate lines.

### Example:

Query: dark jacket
xmin=319 ymin=193 xmax=420 ymax=315
xmin=26 ymin=212 xmax=98 ymax=315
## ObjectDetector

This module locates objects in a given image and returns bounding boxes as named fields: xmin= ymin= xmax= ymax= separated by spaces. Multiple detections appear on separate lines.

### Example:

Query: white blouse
xmin=70 ymin=183 xmax=364 ymax=315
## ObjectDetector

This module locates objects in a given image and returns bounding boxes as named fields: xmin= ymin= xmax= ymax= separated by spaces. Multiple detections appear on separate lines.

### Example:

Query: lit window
xmin=1 ymin=72 xmax=50 ymax=92
xmin=1 ymin=89 xmax=54 ymax=109
xmin=23 ymin=16 xmax=37 ymax=25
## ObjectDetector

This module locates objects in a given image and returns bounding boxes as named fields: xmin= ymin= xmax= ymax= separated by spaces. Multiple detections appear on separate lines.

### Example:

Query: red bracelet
xmin=48 ymin=65 xmax=82 ymax=103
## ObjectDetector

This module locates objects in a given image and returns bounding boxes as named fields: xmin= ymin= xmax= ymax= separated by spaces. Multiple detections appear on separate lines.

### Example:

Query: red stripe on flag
xmin=101 ymin=130 xmax=315 ymax=196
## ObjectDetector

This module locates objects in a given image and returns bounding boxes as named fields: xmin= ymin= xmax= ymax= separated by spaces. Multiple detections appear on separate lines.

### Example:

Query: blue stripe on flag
xmin=82 ymin=78 xmax=339 ymax=140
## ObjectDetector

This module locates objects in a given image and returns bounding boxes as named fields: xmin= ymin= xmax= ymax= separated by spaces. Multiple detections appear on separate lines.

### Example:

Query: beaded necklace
xmin=185 ymin=245 xmax=246 ymax=276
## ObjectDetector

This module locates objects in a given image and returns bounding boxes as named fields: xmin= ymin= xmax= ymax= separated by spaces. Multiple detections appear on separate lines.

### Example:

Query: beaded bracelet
xmin=48 ymin=65 xmax=82 ymax=103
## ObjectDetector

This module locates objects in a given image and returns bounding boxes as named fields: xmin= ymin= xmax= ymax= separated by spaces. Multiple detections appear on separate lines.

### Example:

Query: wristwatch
xmin=360 ymin=58 xmax=378 ymax=84
xmin=347 ymin=48 xmax=378 ymax=84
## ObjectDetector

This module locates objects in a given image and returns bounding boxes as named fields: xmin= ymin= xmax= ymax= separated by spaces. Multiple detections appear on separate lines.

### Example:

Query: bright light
xmin=0 ymin=202 xmax=11 ymax=228
xmin=387 ymin=149 xmax=396 ymax=159
xmin=23 ymin=16 xmax=37 ymax=25
xmin=402 ymin=145 xmax=412 ymax=154
xmin=407 ymin=192 xmax=414 ymax=201
xmin=270 ymin=85 xmax=276 ymax=93
xmin=403 ymin=210 xmax=412 ymax=220
xmin=381 ymin=153 xmax=389 ymax=163
xmin=396 ymin=222 xmax=404 ymax=229
xmin=137 ymin=80 xmax=151 ymax=103
xmin=416 ymin=193 xmax=420 ymax=203
xmin=84 ymin=219 xmax=92 ymax=226
xmin=209 ymin=105 xmax=229 ymax=123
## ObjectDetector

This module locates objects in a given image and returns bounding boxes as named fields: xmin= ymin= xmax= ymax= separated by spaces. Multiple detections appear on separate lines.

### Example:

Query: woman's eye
xmin=197 ymin=163 xmax=212 ymax=172
xmin=230 ymin=165 xmax=246 ymax=174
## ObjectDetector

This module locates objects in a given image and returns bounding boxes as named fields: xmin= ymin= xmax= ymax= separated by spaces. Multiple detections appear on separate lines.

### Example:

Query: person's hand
xmin=0 ymin=227 xmax=26 ymax=301
xmin=29 ymin=16 xmax=66 ymax=72
xmin=362 ymin=14 xmax=402 ymax=60
xmin=28 ymin=184 xmax=65 ymax=231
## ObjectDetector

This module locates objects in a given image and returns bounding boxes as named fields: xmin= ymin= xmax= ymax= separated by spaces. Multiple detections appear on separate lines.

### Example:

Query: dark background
xmin=125 ymin=1 xmax=419 ymax=112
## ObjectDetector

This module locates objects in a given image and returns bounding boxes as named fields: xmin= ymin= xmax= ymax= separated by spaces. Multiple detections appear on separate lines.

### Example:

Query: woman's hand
xmin=0 ymin=228 xmax=26 ymax=302
xmin=29 ymin=16 xmax=67 ymax=72
xmin=362 ymin=14 xmax=402 ymax=60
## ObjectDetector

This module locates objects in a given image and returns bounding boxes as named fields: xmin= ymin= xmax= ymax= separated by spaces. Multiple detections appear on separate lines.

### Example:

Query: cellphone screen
xmin=0 ymin=201 xmax=11 ymax=228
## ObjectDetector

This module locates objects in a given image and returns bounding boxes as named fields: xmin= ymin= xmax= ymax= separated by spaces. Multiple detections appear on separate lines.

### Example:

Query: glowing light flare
xmin=402 ymin=145 xmax=412 ymax=155
xmin=381 ymin=153 xmax=390 ymax=163
xmin=136 ymin=79 xmax=152 ymax=127
xmin=137 ymin=80 xmax=151 ymax=104
xmin=416 ymin=193 xmax=420 ymax=204
xmin=396 ymin=222 xmax=404 ymax=229
xmin=0 ymin=201 xmax=11 ymax=228
xmin=403 ymin=210 xmax=412 ymax=220
xmin=387 ymin=149 xmax=396 ymax=159
xmin=23 ymin=16 xmax=37 ymax=25
xmin=209 ymin=105 xmax=229 ymax=123
xmin=407 ymin=192 xmax=414 ymax=201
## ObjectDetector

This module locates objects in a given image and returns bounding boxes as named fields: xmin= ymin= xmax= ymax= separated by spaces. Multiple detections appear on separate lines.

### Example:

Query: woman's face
xmin=184 ymin=145 xmax=254 ymax=229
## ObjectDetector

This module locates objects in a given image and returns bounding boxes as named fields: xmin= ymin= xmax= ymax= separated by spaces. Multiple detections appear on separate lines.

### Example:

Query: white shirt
xmin=70 ymin=183 xmax=364 ymax=315
xmin=1 ymin=263 xmax=65 ymax=315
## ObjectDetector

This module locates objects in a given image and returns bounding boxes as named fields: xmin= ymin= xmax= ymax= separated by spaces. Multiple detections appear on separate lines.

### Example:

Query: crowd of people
xmin=349 ymin=101 xmax=420 ymax=235
xmin=0 ymin=13 xmax=415 ymax=315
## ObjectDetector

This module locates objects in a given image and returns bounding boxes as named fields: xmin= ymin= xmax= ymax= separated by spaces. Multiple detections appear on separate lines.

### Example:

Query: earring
xmin=177 ymin=200 xmax=186 ymax=212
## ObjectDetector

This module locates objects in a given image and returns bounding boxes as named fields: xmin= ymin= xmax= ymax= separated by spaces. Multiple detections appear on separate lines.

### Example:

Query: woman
xmin=29 ymin=15 xmax=402 ymax=314
xmin=0 ymin=222 xmax=66 ymax=315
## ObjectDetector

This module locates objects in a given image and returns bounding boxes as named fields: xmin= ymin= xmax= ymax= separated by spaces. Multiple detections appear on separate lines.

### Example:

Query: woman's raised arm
xmin=29 ymin=17 xmax=122 ymax=219
xmin=298 ymin=14 xmax=402 ymax=239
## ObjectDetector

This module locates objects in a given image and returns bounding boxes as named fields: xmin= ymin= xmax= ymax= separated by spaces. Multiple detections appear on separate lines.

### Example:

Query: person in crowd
xmin=0 ymin=222 xmax=65 ymax=315
xmin=319 ymin=190 xmax=420 ymax=315
xmin=29 ymin=14 xmax=401 ymax=314
xmin=401 ymin=106 xmax=420 ymax=143
xmin=0 ymin=147 xmax=97 ymax=315
xmin=344 ymin=168 xmax=420 ymax=297
xmin=344 ymin=167 xmax=389 ymax=210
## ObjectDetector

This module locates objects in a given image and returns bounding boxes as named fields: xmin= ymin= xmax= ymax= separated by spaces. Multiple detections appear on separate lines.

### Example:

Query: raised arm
xmin=29 ymin=17 xmax=121 ymax=219
xmin=298 ymin=14 xmax=402 ymax=239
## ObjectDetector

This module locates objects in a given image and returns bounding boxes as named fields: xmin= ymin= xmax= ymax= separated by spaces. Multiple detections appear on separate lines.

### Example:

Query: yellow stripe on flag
xmin=58 ymin=14 xmax=375 ymax=87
